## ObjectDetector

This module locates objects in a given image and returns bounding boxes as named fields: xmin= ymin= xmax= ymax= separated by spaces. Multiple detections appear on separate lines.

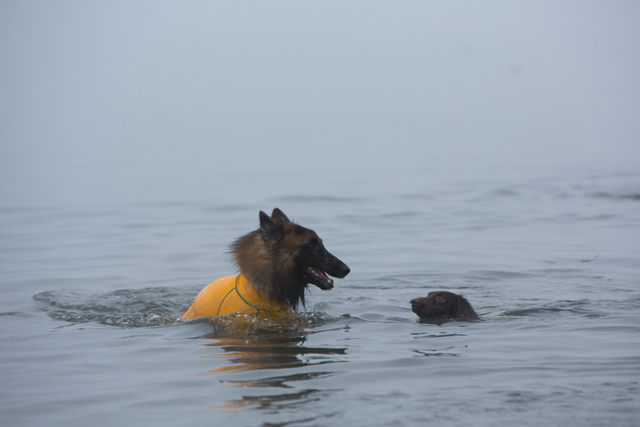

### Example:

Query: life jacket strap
xmin=224 ymin=275 xmax=286 ymax=315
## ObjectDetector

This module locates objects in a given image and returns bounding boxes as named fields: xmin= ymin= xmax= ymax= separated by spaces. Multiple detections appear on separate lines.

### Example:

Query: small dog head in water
xmin=411 ymin=291 xmax=479 ymax=321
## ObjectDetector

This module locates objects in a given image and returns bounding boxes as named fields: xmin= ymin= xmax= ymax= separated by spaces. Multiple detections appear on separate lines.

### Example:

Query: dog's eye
xmin=436 ymin=296 xmax=445 ymax=303
xmin=309 ymin=238 xmax=319 ymax=248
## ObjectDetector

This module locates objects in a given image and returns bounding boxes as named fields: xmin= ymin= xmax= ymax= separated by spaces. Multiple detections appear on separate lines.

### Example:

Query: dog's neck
xmin=231 ymin=230 xmax=306 ymax=310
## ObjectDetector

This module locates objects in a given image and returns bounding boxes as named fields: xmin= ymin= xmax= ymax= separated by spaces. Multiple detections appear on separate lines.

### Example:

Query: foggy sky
xmin=1 ymin=1 xmax=639 ymax=207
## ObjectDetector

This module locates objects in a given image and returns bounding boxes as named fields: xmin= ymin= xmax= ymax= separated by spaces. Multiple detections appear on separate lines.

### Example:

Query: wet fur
xmin=411 ymin=291 xmax=479 ymax=321
xmin=231 ymin=208 xmax=349 ymax=311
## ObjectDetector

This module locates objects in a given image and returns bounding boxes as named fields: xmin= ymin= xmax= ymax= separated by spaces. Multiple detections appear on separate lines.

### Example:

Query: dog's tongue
xmin=312 ymin=268 xmax=334 ymax=285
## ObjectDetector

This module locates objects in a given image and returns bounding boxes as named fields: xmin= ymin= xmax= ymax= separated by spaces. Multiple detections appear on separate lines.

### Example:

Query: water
xmin=2 ymin=160 xmax=639 ymax=426
xmin=2 ymin=2 xmax=640 ymax=427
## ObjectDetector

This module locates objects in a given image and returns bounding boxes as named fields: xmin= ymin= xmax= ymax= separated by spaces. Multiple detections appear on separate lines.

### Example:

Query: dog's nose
xmin=340 ymin=265 xmax=351 ymax=277
xmin=410 ymin=299 xmax=418 ymax=305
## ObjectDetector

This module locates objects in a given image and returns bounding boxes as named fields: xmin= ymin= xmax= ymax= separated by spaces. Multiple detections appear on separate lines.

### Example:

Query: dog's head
xmin=232 ymin=208 xmax=350 ymax=309
xmin=411 ymin=291 xmax=479 ymax=321
xmin=258 ymin=208 xmax=350 ymax=291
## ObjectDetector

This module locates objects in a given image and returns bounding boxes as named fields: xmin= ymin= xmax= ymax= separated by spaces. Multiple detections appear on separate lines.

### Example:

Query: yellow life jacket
xmin=182 ymin=274 xmax=288 ymax=320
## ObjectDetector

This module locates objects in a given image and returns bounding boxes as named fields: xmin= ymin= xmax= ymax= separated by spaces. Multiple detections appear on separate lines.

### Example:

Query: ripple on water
xmin=32 ymin=287 xmax=350 ymax=331
xmin=33 ymin=287 xmax=197 ymax=327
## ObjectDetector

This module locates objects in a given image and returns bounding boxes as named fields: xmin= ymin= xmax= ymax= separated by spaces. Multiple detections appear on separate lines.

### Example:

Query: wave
xmin=33 ymin=287 xmax=195 ymax=328
xmin=33 ymin=287 xmax=348 ymax=330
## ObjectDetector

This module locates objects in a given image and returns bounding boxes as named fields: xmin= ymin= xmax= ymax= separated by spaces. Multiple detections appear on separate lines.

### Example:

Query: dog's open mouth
xmin=307 ymin=267 xmax=334 ymax=290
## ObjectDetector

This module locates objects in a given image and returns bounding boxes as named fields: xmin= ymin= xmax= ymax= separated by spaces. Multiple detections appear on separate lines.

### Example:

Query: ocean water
xmin=2 ymin=2 xmax=640 ymax=427
xmin=2 ymin=151 xmax=639 ymax=427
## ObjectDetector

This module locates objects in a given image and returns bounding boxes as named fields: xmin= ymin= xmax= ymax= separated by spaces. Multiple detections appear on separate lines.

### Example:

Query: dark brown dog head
xmin=411 ymin=291 xmax=479 ymax=321
xmin=231 ymin=208 xmax=350 ymax=310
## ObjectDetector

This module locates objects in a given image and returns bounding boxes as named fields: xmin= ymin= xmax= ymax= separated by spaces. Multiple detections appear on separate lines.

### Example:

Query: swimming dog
xmin=410 ymin=291 xmax=479 ymax=321
xmin=183 ymin=208 xmax=350 ymax=320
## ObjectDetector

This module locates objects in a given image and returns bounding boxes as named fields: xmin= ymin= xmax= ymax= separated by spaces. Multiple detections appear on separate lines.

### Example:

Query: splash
xmin=33 ymin=287 xmax=194 ymax=327
xmin=186 ymin=310 xmax=349 ymax=337
xmin=33 ymin=287 xmax=348 ymax=330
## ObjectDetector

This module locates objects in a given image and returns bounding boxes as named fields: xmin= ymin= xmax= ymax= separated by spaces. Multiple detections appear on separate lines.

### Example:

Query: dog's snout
xmin=410 ymin=299 xmax=418 ymax=305
xmin=340 ymin=264 xmax=351 ymax=277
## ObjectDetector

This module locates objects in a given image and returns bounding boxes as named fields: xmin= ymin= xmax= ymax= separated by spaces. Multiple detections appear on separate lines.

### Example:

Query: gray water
xmin=2 ymin=2 xmax=640 ymax=427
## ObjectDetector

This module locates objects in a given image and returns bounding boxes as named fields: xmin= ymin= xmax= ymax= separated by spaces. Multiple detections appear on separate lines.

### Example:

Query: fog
xmin=1 ymin=1 xmax=639 ymax=207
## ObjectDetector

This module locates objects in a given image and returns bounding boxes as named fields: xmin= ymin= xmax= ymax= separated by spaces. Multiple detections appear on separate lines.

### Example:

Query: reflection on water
xmin=200 ymin=333 xmax=347 ymax=374
xmin=223 ymin=371 xmax=337 ymax=389
xmin=209 ymin=387 xmax=341 ymax=413
xmin=198 ymin=314 xmax=348 ymax=414
xmin=201 ymin=315 xmax=346 ymax=374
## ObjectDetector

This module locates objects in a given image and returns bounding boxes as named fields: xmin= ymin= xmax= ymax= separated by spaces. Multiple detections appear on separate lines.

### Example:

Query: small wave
xmin=0 ymin=311 xmax=20 ymax=317
xmin=501 ymin=300 xmax=601 ymax=318
xmin=592 ymin=191 xmax=640 ymax=201
xmin=33 ymin=287 xmax=196 ymax=328
xmin=271 ymin=195 xmax=365 ymax=203
xmin=411 ymin=348 xmax=461 ymax=357
xmin=33 ymin=287 xmax=349 ymax=331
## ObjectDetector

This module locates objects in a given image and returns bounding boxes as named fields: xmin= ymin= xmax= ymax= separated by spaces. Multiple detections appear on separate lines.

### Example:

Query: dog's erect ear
xmin=271 ymin=208 xmax=290 ymax=224
xmin=259 ymin=211 xmax=280 ymax=238
xmin=454 ymin=295 xmax=480 ymax=321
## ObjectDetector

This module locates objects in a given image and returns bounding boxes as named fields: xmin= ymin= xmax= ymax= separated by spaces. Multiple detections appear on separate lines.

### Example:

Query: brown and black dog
xmin=183 ymin=208 xmax=350 ymax=319
xmin=411 ymin=291 xmax=479 ymax=321
xmin=231 ymin=208 xmax=350 ymax=309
